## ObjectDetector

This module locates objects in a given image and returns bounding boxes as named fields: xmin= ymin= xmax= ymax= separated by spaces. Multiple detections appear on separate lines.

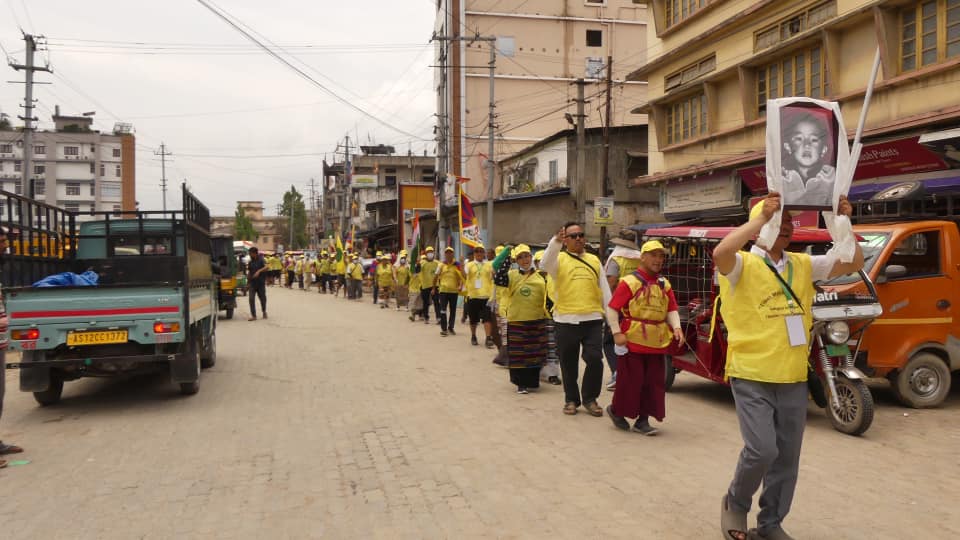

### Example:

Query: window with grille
xmin=64 ymin=146 xmax=79 ymax=156
xmin=66 ymin=183 xmax=81 ymax=196
xmin=34 ymin=165 xmax=44 ymax=175
xmin=757 ymin=45 xmax=828 ymax=114
xmin=665 ymin=92 xmax=708 ymax=145
xmin=421 ymin=168 xmax=434 ymax=183
xmin=35 ymin=180 xmax=44 ymax=195
xmin=100 ymin=164 xmax=105 ymax=176
xmin=0 ymin=144 xmax=12 ymax=154
xmin=14 ymin=161 xmax=21 ymax=172
xmin=901 ymin=0 xmax=960 ymax=72
xmin=385 ymin=168 xmax=397 ymax=186
xmin=665 ymin=55 xmax=716 ymax=91
xmin=14 ymin=181 xmax=21 ymax=195
xmin=34 ymin=145 xmax=45 ymax=154
xmin=64 ymin=203 xmax=79 ymax=213
xmin=90 ymin=163 xmax=95 ymax=174
xmin=112 ymin=148 xmax=121 ymax=158
xmin=754 ymin=2 xmax=836 ymax=52
xmin=115 ymin=165 xmax=121 ymax=177
xmin=664 ymin=0 xmax=707 ymax=28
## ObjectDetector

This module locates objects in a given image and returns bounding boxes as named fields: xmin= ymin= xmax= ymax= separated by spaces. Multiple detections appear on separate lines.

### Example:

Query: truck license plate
xmin=67 ymin=330 xmax=128 ymax=346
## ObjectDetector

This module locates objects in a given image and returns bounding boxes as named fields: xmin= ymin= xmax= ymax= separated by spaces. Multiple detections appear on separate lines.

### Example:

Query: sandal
xmin=721 ymin=495 xmax=748 ymax=540
xmin=0 ymin=459 xmax=6 ymax=469
xmin=0 ymin=444 xmax=23 ymax=455
xmin=563 ymin=402 xmax=578 ymax=415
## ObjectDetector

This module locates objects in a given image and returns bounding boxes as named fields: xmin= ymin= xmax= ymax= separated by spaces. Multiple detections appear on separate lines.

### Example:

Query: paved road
xmin=2 ymin=286 xmax=958 ymax=539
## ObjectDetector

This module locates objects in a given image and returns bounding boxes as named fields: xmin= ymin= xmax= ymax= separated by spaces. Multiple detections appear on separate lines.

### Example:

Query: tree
xmin=234 ymin=204 xmax=258 ymax=241
xmin=0 ymin=115 xmax=11 ymax=131
xmin=278 ymin=185 xmax=308 ymax=249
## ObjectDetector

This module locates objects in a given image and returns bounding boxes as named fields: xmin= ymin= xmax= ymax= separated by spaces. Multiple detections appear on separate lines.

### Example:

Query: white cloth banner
xmin=759 ymin=97 xmax=856 ymax=263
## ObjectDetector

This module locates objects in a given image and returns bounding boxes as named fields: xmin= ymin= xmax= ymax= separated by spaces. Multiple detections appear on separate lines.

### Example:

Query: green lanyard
xmin=765 ymin=259 xmax=797 ymax=309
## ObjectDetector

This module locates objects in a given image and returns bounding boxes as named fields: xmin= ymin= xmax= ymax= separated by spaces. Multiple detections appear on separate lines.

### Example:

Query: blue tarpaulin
xmin=32 ymin=271 xmax=100 ymax=288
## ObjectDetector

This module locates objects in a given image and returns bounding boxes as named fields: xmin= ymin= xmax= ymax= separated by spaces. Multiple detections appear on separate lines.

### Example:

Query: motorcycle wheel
xmin=827 ymin=377 xmax=874 ymax=436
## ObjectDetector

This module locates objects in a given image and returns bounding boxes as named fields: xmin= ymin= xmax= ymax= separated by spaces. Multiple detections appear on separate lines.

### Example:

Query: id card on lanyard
xmin=767 ymin=259 xmax=807 ymax=348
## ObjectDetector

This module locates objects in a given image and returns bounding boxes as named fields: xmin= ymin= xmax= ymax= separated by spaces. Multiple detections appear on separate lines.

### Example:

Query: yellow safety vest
xmin=419 ymin=260 xmax=440 ymax=290
xmin=505 ymin=269 xmax=548 ymax=322
xmin=349 ymin=262 xmax=363 ymax=280
xmin=295 ymin=261 xmax=303 ymax=275
xmin=465 ymin=260 xmax=494 ymax=299
xmin=337 ymin=260 xmax=346 ymax=275
xmin=553 ymin=251 xmax=603 ymax=316
xmin=613 ymin=255 xmax=641 ymax=280
xmin=437 ymin=263 xmax=463 ymax=293
xmin=719 ymin=251 xmax=814 ymax=383
xmin=395 ymin=265 xmax=411 ymax=287
xmin=409 ymin=270 xmax=421 ymax=292
xmin=376 ymin=264 xmax=394 ymax=287
xmin=618 ymin=273 xmax=673 ymax=350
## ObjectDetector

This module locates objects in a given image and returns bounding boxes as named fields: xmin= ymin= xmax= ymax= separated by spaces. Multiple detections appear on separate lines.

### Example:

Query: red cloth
xmin=608 ymin=268 xmax=678 ymax=354
xmin=611 ymin=352 xmax=666 ymax=421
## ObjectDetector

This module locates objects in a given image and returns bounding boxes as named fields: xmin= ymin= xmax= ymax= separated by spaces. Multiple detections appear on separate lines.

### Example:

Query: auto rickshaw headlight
xmin=825 ymin=321 xmax=850 ymax=344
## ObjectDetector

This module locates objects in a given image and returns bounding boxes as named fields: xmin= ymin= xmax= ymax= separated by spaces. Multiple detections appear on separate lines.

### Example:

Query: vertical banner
xmin=458 ymin=184 xmax=482 ymax=248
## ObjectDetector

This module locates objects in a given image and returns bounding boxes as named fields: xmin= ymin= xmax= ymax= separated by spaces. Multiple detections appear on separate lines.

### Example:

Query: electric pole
xmin=308 ymin=177 xmax=317 ymax=250
xmin=155 ymin=143 xmax=172 ymax=212
xmin=599 ymin=55 xmax=614 ymax=259
xmin=574 ymin=79 xmax=588 ymax=224
xmin=344 ymin=135 xmax=351 ymax=239
xmin=10 ymin=34 xmax=52 ymax=201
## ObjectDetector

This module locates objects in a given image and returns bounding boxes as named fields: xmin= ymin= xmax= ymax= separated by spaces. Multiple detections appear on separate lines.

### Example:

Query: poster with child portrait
xmin=758 ymin=97 xmax=853 ymax=252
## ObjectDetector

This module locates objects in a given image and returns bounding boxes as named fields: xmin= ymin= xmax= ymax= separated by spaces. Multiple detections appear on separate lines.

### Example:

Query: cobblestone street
xmin=2 ymin=286 xmax=958 ymax=539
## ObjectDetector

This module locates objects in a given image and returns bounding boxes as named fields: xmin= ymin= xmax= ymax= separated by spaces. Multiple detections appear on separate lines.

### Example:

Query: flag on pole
xmin=459 ymin=184 xmax=482 ymax=248
xmin=408 ymin=212 xmax=422 ymax=263
xmin=335 ymin=230 xmax=345 ymax=262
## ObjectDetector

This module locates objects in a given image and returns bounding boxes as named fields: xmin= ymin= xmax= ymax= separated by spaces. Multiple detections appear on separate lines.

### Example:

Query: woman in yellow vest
xmin=492 ymin=244 xmax=549 ymax=394
xmin=534 ymin=250 xmax=561 ymax=385
xmin=336 ymin=253 xmax=347 ymax=297
xmin=376 ymin=254 xmax=395 ymax=309
xmin=603 ymin=231 xmax=645 ymax=391
xmin=294 ymin=256 xmax=305 ymax=290
xmin=434 ymin=246 xmax=464 ymax=336
xmin=417 ymin=246 xmax=440 ymax=324
xmin=393 ymin=250 xmax=411 ymax=311
xmin=606 ymin=240 xmax=683 ymax=436
xmin=407 ymin=255 xmax=425 ymax=321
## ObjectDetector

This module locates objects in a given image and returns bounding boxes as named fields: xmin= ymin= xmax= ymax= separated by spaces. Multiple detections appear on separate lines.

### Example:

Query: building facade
xmin=0 ymin=107 xmax=135 ymax=219
xmin=434 ymin=0 xmax=650 ymax=233
xmin=211 ymin=201 xmax=283 ymax=253
xmin=629 ymin=0 xmax=960 ymax=220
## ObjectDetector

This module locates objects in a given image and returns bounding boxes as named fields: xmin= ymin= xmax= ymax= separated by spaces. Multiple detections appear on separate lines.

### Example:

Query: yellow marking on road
xmin=873 ymin=317 xmax=953 ymax=325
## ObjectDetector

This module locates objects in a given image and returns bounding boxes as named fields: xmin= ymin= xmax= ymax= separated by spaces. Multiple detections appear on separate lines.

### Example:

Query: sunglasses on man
xmin=565 ymin=232 xmax=585 ymax=239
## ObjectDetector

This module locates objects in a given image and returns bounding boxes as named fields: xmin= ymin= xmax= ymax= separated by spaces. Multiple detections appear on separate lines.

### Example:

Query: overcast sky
xmin=0 ymin=0 xmax=437 ymax=216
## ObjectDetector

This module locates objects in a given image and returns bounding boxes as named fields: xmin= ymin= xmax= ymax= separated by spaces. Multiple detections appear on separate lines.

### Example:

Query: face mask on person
xmin=400 ymin=257 xmax=407 ymax=264
xmin=426 ymin=253 xmax=435 ymax=261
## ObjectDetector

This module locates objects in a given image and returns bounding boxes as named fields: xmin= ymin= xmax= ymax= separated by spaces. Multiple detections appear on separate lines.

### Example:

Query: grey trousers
xmin=727 ymin=378 xmax=807 ymax=534
xmin=0 ymin=351 xmax=5 ymax=422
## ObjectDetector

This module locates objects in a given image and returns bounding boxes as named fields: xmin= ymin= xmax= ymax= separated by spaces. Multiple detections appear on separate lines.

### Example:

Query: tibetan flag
xmin=458 ymin=184 xmax=482 ymax=248
xmin=408 ymin=212 xmax=421 ymax=264
xmin=335 ymin=231 xmax=345 ymax=262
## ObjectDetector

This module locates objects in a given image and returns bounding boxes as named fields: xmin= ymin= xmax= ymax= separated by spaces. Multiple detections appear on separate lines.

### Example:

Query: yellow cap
xmin=380 ymin=254 xmax=391 ymax=260
xmin=512 ymin=243 xmax=532 ymax=258
xmin=376 ymin=251 xmax=383 ymax=257
xmin=399 ymin=249 xmax=408 ymax=256
xmin=444 ymin=246 xmax=454 ymax=252
xmin=494 ymin=244 xmax=505 ymax=256
xmin=425 ymin=246 xmax=434 ymax=252
xmin=533 ymin=250 xmax=544 ymax=261
xmin=419 ymin=254 xmax=427 ymax=261
xmin=640 ymin=240 xmax=667 ymax=255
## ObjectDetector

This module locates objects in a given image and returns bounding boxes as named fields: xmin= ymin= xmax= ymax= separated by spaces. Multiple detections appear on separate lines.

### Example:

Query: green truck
xmin=2 ymin=186 xmax=217 ymax=404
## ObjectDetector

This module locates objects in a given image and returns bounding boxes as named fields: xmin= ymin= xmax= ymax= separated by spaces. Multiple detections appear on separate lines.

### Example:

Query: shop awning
xmin=357 ymin=223 xmax=397 ymax=239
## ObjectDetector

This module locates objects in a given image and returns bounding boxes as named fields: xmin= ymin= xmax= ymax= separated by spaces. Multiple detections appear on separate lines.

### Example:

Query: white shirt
xmin=541 ymin=237 xmax=614 ymax=324
xmin=723 ymin=245 xmax=834 ymax=294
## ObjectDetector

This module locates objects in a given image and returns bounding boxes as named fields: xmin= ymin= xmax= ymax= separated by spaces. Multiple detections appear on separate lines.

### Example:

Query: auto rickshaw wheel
xmin=664 ymin=356 xmax=677 ymax=392
xmin=827 ymin=377 xmax=874 ymax=436
xmin=892 ymin=352 xmax=952 ymax=408
xmin=33 ymin=375 xmax=63 ymax=406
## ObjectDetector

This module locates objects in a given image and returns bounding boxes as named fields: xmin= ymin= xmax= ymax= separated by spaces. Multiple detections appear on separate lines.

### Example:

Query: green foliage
xmin=234 ymin=204 xmax=259 ymax=241
xmin=0 ymin=117 xmax=11 ymax=131
xmin=278 ymin=185 xmax=308 ymax=249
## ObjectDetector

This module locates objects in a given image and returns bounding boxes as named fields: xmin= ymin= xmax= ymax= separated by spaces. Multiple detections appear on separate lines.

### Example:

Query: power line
xmin=194 ymin=0 xmax=429 ymax=141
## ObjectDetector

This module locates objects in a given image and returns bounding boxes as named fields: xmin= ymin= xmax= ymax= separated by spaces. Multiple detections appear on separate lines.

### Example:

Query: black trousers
xmin=438 ymin=292 xmax=458 ymax=331
xmin=286 ymin=270 xmax=294 ymax=287
xmin=556 ymin=319 xmax=604 ymax=406
xmin=248 ymin=281 xmax=267 ymax=316
xmin=603 ymin=323 xmax=618 ymax=373
xmin=419 ymin=288 xmax=434 ymax=321
xmin=373 ymin=282 xmax=379 ymax=303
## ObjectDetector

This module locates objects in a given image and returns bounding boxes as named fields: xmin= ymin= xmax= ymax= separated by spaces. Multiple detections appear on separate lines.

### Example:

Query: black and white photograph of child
xmin=779 ymin=103 xmax=838 ymax=209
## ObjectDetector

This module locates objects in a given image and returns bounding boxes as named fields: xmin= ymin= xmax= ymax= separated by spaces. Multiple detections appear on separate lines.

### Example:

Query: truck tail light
xmin=153 ymin=322 xmax=180 ymax=334
xmin=11 ymin=329 xmax=40 ymax=340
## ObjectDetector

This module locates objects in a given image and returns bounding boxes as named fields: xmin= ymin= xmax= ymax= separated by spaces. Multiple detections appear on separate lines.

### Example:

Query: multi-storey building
xmin=434 ymin=0 xmax=649 ymax=242
xmin=0 ymin=107 xmax=135 ymax=220
xmin=211 ymin=201 xmax=283 ymax=253
xmin=629 ymin=0 xmax=960 ymax=220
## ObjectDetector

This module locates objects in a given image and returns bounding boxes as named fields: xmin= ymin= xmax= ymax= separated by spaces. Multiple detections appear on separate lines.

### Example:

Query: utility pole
xmin=573 ymin=79 xmax=588 ymax=224
xmin=10 ymin=34 xmax=52 ymax=201
xmin=308 ymin=176 xmax=316 ymax=250
xmin=432 ymin=33 xmax=497 ymax=246
xmin=275 ymin=203 xmax=284 ymax=252
xmin=599 ymin=55 xmax=614 ymax=259
xmin=155 ymin=143 xmax=172 ymax=212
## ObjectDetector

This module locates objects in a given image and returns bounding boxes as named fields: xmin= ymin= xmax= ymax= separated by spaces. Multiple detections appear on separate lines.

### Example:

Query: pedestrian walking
xmin=534 ymin=250 xmax=562 ymax=385
xmin=605 ymin=240 xmax=684 ymax=436
xmin=434 ymin=246 xmax=464 ymax=336
xmin=394 ymin=250 xmax=411 ymax=310
xmin=714 ymin=193 xmax=863 ymax=540
xmin=603 ymin=230 xmax=645 ymax=391
xmin=376 ymin=253 xmax=394 ymax=309
xmin=285 ymin=255 xmax=295 ymax=288
xmin=541 ymin=222 xmax=612 ymax=417
xmin=464 ymin=245 xmax=495 ymax=348
xmin=416 ymin=246 xmax=440 ymax=324
xmin=295 ymin=256 xmax=305 ymax=290
xmin=246 ymin=247 xmax=268 ymax=321
xmin=372 ymin=251 xmax=383 ymax=305
xmin=493 ymin=244 xmax=550 ymax=394
xmin=0 ymin=226 xmax=23 ymax=469
xmin=318 ymin=252 xmax=330 ymax=294
xmin=348 ymin=253 xmax=364 ymax=300
xmin=408 ymin=255 xmax=426 ymax=320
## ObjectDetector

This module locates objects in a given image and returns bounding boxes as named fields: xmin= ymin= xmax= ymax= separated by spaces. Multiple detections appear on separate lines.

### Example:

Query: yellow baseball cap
xmin=494 ymin=244 xmax=505 ymax=256
xmin=512 ymin=243 xmax=532 ymax=258
xmin=444 ymin=246 xmax=454 ymax=252
xmin=640 ymin=240 xmax=667 ymax=255
xmin=399 ymin=249 xmax=408 ymax=256
xmin=425 ymin=246 xmax=434 ymax=252
xmin=533 ymin=250 xmax=544 ymax=261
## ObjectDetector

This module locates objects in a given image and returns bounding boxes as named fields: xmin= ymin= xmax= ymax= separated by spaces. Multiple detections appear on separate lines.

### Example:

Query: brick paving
xmin=1 ymin=286 xmax=958 ymax=539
